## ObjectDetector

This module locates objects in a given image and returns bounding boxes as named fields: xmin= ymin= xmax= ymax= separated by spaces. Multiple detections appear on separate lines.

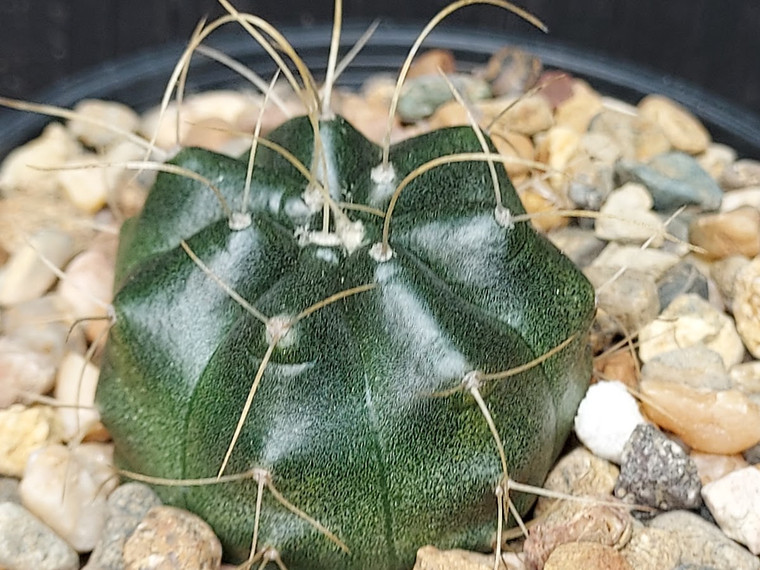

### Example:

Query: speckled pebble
xmin=614 ymin=424 xmax=702 ymax=513
xmin=0 ymin=501 xmax=79 ymax=570
xmin=616 ymin=152 xmax=723 ymax=212
xmin=123 ymin=506 xmax=222 ymax=570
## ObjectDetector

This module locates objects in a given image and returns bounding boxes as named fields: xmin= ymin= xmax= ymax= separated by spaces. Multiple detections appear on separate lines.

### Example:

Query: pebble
xmin=337 ymin=92 xmax=395 ymax=144
xmin=590 ymin=243 xmax=680 ymax=280
xmin=543 ymin=541 xmax=632 ymax=570
xmin=587 ymin=109 xmax=638 ymax=160
xmin=730 ymin=360 xmax=760 ymax=394
xmin=637 ymin=293 xmax=745 ymax=368
xmin=0 ymin=477 xmax=21 ymax=503
xmin=641 ymin=345 xmax=731 ymax=391
xmin=554 ymin=80 xmax=603 ymax=134
xmin=68 ymin=99 xmax=140 ymax=148
xmin=517 ymin=188 xmax=568 ymax=232
xmin=584 ymin=266 xmax=659 ymax=341
xmin=720 ymin=158 xmax=760 ymax=190
xmin=535 ymin=70 xmax=575 ymax=108
xmin=19 ymin=443 xmax=117 ymax=552
xmin=84 ymin=483 xmax=164 ymax=570
xmin=574 ymin=381 xmax=647 ymax=464
xmin=615 ymin=152 xmax=723 ymax=212
xmin=594 ymin=183 xmax=665 ymax=244
xmin=690 ymin=451 xmax=749 ymax=485
xmin=55 ymin=352 xmax=101 ymax=442
xmin=0 ymin=405 xmax=62 ymax=477
xmin=734 ymin=256 xmax=760 ymax=358
xmin=480 ymin=45 xmax=541 ymax=98
xmin=649 ymin=510 xmax=760 ymax=569
xmin=689 ymin=206 xmax=760 ymax=260
xmin=698 ymin=143 xmax=737 ymax=181
xmin=702 ymin=466 xmax=760 ymax=555
xmin=594 ymin=349 xmax=639 ymax=389
xmin=0 ymin=502 xmax=79 ymax=570
xmin=620 ymin=523 xmax=681 ymax=570
xmin=656 ymin=261 xmax=709 ymax=311
xmin=639 ymin=379 xmax=760 ymax=454
xmin=721 ymin=186 xmax=760 ymax=212
xmin=489 ymin=130 xmax=535 ymax=178
xmin=481 ymin=95 xmax=554 ymax=137
xmin=638 ymin=95 xmax=711 ymax=155
xmin=538 ymin=126 xmax=581 ymax=190
xmin=710 ymin=254 xmax=750 ymax=311
xmin=546 ymin=227 xmax=606 ymax=268
xmin=407 ymin=49 xmax=456 ymax=79
xmin=0 ymin=229 xmax=75 ymax=306
xmin=397 ymin=74 xmax=491 ymax=122
xmin=123 ymin=506 xmax=222 ymax=570
xmin=0 ymin=123 xmax=81 ymax=197
xmin=0 ymin=336 xmax=58 ymax=408
xmin=413 ymin=546 xmax=512 ymax=570
xmin=56 ymin=156 xmax=112 ymax=214
xmin=614 ymin=424 xmax=702 ymax=512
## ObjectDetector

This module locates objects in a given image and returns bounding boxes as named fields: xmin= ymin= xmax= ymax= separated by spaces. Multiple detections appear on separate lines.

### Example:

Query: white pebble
xmin=0 ymin=229 xmax=74 ymax=306
xmin=0 ymin=336 xmax=57 ymax=408
xmin=19 ymin=443 xmax=117 ymax=552
xmin=574 ymin=380 xmax=647 ymax=463
xmin=595 ymin=183 xmax=665 ymax=245
xmin=702 ymin=466 xmax=760 ymax=554
xmin=0 ymin=405 xmax=62 ymax=477
xmin=68 ymin=99 xmax=140 ymax=148
xmin=55 ymin=353 xmax=101 ymax=442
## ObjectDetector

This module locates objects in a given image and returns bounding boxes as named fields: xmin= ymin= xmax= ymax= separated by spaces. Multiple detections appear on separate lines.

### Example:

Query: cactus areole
xmin=96 ymin=114 xmax=595 ymax=568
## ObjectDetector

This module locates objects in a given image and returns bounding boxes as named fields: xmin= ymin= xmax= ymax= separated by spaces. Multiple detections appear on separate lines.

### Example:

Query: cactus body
xmin=96 ymin=115 xmax=595 ymax=568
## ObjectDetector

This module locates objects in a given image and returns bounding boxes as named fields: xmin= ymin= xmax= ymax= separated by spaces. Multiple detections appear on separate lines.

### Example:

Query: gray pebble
xmin=0 ymin=478 xmax=21 ymax=504
xmin=614 ymin=424 xmax=702 ymax=515
xmin=83 ymin=483 xmax=163 ymax=570
xmin=616 ymin=151 xmax=723 ymax=211
xmin=743 ymin=441 xmax=760 ymax=465
xmin=673 ymin=565 xmax=719 ymax=570
xmin=641 ymin=345 xmax=731 ymax=391
xmin=657 ymin=261 xmax=709 ymax=311
xmin=397 ymin=74 xmax=491 ymax=121
xmin=547 ymin=226 xmax=606 ymax=267
xmin=0 ymin=502 xmax=79 ymax=570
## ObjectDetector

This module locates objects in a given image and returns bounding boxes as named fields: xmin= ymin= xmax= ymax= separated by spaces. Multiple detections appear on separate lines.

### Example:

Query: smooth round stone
xmin=734 ymin=256 xmax=760 ymax=358
xmin=595 ymin=183 xmax=665 ymax=244
xmin=656 ymin=261 xmax=709 ymax=311
xmin=615 ymin=152 xmax=723 ymax=212
xmin=689 ymin=206 xmax=760 ymax=260
xmin=638 ymin=95 xmax=711 ymax=155
xmin=702 ymin=466 xmax=760 ymax=555
xmin=637 ymin=293 xmax=745 ymax=368
xmin=0 ymin=405 xmax=62 ymax=477
xmin=0 ymin=502 xmax=79 ymax=570
xmin=639 ymin=380 xmax=760 ymax=454
xmin=123 ymin=506 xmax=222 ymax=570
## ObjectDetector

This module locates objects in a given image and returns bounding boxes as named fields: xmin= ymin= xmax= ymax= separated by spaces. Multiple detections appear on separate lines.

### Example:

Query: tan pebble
xmin=428 ymin=99 xmax=470 ymax=129
xmin=721 ymin=186 xmax=760 ymax=212
xmin=413 ymin=546 xmax=504 ymax=570
xmin=55 ymin=352 xmax=100 ymax=442
xmin=594 ymin=350 xmax=639 ymax=389
xmin=540 ymin=126 xmax=581 ymax=190
xmin=113 ymin=178 xmax=148 ymax=218
xmin=0 ymin=337 xmax=57 ymax=407
xmin=588 ymin=109 xmax=637 ymax=160
xmin=361 ymin=75 xmax=397 ymax=108
xmin=544 ymin=542 xmax=632 ymax=570
xmin=595 ymin=182 xmax=664 ymax=245
xmin=0 ymin=405 xmax=62 ymax=477
xmin=710 ymin=254 xmax=750 ymax=311
xmin=0 ymin=123 xmax=81 ymax=196
xmin=639 ymin=380 xmax=760 ymax=454
xmin=519 ymin=189 xmax=568 ymax=232
xmin=620 ymin=524 xmax=681 ymax=570
xmin=0 ymin=229 xmax=75 ymax=306
xmin=56 ymin=155 xmax=110 ymax=213
xmin=536 ymin=447 xmax=619 ymax=517
xmin=407 ymin=49 xmax=456 ymax=79
xmin=690 ymin=206 xmax=760 ymax=260
xmin=338 ymin=92 xmax=396 ymax=145
xmin=124 ymin=506 xmax=222 ymax=570
xmin=490 ymin=130 xmax=534 ymax=178
xmin=730 ymin=360 xmax=760 ymax=394
xmin=698 ymin=143 xmax=737 ymax=181
xmin=735 ymin=256 xmax=760 ymax=358
xmin=639 ymin=94 xmax=711 ymax=154
xmin=637 ymin=293 xmax=745 ymax=368
xmin=234 ymin=99 xmax=297 ymax=136
xmin=480 ymin=95 xmax=554 ymax=136
xmin=554 ymin=80 xmax=603 ymax=133
xmin=585 ymin=266 xmax=659 ymax=337
xmin=57 ymin=243 xmax=116 ymax=342
xmin=181 ymin=117 xmax=244 ymax=154
xmin=633 ymin=117 xmax=671 ymax=161
xmin=591 ymin=243 xmax=680 ymax=280
xmin=20 ymin=443 xmax=116 ymax=552
xmin=720 ymin=158 xmax=760 ymax=189
xmin=691 ymin=451 xmax=749 ymax=485
xmin=68 ymin=99 xmax=140 ymax=148
xmin=581 ymin=131 xmax=622 ymax=164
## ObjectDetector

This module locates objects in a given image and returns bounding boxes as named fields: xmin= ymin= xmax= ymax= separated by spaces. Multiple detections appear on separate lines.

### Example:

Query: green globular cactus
xmin=96 ymin=108 xmax=595 ymax=568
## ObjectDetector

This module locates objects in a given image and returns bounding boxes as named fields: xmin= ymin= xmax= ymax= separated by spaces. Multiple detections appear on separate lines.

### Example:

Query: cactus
xmin=95 ymin=2 xmax=595 ymax=568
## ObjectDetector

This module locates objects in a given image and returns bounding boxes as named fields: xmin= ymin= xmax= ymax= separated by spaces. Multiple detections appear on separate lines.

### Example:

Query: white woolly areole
xmin=494 ymin=204 xmax=514 ymax=229
xmin=307 ymin=231 xmax=343 ymax=248
xmin=228 ymin=211 xmax=252 ymax=231
xmin=371 ymin=162 xmax=396 ymax=185
xmin=302 ymin=184 xmax=324 ymax=213
xmin=336 ymin=219 xmax=366 ymax=255
xmin=369 ymin=242 xmax=393 ymax=263
xmin=574 ymin=380 xmax=647 ymax=464
xmin=265 ymin=315 xmax=296 ymax=348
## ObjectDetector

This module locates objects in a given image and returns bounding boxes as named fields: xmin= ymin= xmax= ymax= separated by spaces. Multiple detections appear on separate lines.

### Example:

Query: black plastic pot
xmin=2 ymin=23 xmax=760 ymax=159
